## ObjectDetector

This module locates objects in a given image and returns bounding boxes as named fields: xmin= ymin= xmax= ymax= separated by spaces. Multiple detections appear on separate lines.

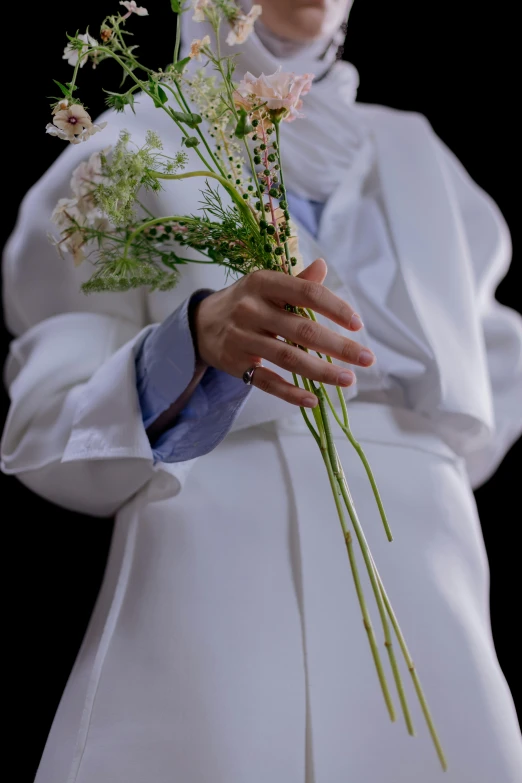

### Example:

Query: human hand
xmin=192 ymin=258 xmax=374 ymax=408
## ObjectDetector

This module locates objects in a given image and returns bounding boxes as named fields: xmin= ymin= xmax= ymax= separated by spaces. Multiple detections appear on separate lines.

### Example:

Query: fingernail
xmin=303 ymin=396 xmax=318 ymax=408
xmin=350 ymin=313 xmax=364 ymax=330
xmin=338 ymin=371 xmax=356 ymax=386
xmin=358 ymin=349 xmax=375 ymax=366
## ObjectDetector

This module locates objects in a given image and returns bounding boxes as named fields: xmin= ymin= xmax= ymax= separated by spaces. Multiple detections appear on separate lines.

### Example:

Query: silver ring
xmin=242 ymin=362 xmax=262 ymax=385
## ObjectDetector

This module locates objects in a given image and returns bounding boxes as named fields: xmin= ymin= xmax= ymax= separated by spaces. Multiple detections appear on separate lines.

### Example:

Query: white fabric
xmin=30 ymin=404 xmax=522 ymax=782
xmin=182 ymin=0 xmax=370 ymax=201
xmin=1 ymin=84 xmax=521 ymax=780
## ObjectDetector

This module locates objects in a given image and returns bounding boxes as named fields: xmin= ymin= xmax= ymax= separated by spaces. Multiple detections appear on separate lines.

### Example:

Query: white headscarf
xmin=181 ymin=1 xmax=372 ymax=202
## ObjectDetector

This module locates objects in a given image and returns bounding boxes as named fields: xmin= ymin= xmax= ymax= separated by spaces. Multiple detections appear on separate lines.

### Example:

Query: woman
xmin=2 ymin=0 xmax=521 ymax=780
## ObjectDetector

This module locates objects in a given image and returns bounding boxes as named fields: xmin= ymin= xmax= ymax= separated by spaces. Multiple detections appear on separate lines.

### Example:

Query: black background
xmin=1 ymin=2 xmax=519 ymax=779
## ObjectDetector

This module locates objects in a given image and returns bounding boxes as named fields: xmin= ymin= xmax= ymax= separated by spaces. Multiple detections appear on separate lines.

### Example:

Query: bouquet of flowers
xmin=46 ymin=0 xmax=446 ymax=769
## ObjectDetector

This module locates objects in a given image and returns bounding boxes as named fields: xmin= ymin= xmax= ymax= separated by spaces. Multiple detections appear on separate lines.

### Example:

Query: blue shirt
xmin=135 ymin=193 xmax=323 ymax=463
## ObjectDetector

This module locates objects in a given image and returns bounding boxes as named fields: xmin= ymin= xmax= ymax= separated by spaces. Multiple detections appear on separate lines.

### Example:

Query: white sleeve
xmin=1 ymin=117 xmax=194 ymax=517
xmin=440 ymin=141 xmax=522 ymax=488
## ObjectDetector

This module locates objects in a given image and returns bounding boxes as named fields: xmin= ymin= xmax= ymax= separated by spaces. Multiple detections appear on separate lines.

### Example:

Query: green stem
xmin=306 ymin=309 xmax=393 ymax=542
xmin=242 ymin=138 xmax=266 ymax=226
xmin=326 ymin=426 xmax=413 ymax=732
xmin=292 ymin=373 xmax=320 ymax=446
xmin=370 ymin=552 xmax=448 ymax=770
xmin=88 ymin=46 xmax=216 ymax=174
xmin=315 ymin=386 xmax=397 ymax=722
xmin=68 ymin=55 xmax=82 ymax=96
xmin=173 ymin=10 xmax=181 ymax=63
xmin=151 ymin=169 xmax=258 ymax=232
xmin=312 ymin=396 xmax=395 ymax=723
xmin=259 ymin=121 xmax=286 ymax=271
xmin=274 ymin=122 xmax=292 ymax=274
xmin=210 ymin=22 xmax=266 ymax=231
xmin=157 ymin=78 xmax=226 ymax=178
xmin=122 ymin=213 xmax=245 ymax=275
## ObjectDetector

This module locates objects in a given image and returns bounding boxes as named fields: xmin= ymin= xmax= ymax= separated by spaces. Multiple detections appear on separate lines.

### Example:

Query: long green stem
xmin=274 ymin=122 xmax=293 ymax=273
xmin=173 ymin=9 xmax=181 ymax=63
xmin=320 ymin=382 xmax=393 ymax=542
xmin=314 ymin=386 xmax=397 ymax=722
xmin=122 ymin=213 xmax=245 ymax=275
xmin=210 ymin=22 xmax=267 ymax=229
xmin=151 ymin=169 xmax=258 ymax=231
xmin=88 ymin=46 xmax=216 ymax=173
xmin=321 ymin=412 xmax=413 ymax=733
xmin=306 ymin=309 xmax=393 ymax=542
xmin=160 ymin=80 xmax=227 ymax=178
xmin=369 ymin=552 xmax=448 ymax=770
xmin=292 ymin=373 xmax=321 ymax=445
xmin=319 ymin=435 xmax=396 ymax=724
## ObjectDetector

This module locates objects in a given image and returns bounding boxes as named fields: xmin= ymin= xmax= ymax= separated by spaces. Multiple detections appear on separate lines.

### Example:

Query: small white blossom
xmin=63 ymin=32 xmax=98 ymax=68
xmin=70 ymin=150 xmax=107 ymax=214
xmin=77 ymin=122 xmax=108 ymax=143
xmin=51 ymin=186 xmax=112 ymax=267
xmin=192 ymin=0 xmax=210 ymax=22
xmin=189 ymin=35 xmax=211 ymax=60
xmin=46 ymin=104 xmax=107 ymax=144
xmin=226 ymin=5 xmax=262 ymax=46
xmin=51 ymin=198 xmax=82 ymax=228
xmin=46 ymin=125 xmax=69 ymax=141
xmin=120 ymin=1 xmax=149 ymax=16
xmin=50 ymin=199 xmax=87 ymax=265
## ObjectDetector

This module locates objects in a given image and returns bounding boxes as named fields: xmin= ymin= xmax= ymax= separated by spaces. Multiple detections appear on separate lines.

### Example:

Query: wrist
xmin=188 ymin=289 xmax=214 ymax=369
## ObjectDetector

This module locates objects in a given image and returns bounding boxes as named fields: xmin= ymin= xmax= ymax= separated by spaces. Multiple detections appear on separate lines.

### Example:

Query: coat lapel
xmin=309 ymin=105 xmax=494 ymax=446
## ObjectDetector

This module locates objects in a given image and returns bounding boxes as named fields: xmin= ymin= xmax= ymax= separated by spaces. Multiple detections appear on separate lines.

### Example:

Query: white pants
xmin=36 ymin=404 xmax=522 ymax=783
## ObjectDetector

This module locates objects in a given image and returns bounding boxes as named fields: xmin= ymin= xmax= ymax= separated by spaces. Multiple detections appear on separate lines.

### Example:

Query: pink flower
xmin=226 ymin=4 xmax=262 ymax=46
xmin=234 ymin=68 xmax=314 ymax=123
xmin=119 ymin=1 xmax=149 ymax=16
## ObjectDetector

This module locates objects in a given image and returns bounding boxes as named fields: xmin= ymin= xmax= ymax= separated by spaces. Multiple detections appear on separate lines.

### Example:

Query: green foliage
xmin=213 ymin=0 xmax=241 ymax=22
xmin=104 ymin=89 xmax=137 ymax=113
xmin=171 ymin=183 xmax=278 ymax=275
xmin=170 ymin=110 xmax=203 ymax=128
xmin=95 ymin=131 xmax=187 ymax=225
xmin=234 ymin=108 xmax=254 ymax=139
xmin=82 ymin=257 xmax=179 ymax=293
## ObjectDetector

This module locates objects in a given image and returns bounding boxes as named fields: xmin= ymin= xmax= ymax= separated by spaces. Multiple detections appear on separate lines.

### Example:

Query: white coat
xmin=2 ymin=97 xmax=521 ymax=782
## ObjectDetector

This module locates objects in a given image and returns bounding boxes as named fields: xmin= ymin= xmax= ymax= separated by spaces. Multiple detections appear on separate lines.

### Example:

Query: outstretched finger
xmin=250 ymin=365 xmax=318 ymax=408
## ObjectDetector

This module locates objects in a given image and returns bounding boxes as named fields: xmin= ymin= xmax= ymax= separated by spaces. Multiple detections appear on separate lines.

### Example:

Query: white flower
xmin=46 ymin=104 xmax=107 ymax=144
xmin=50 ymin=199 xmax=87 ymax=265
xmin=51 ymin=191 xmax=111 ymax=267
xmin=120 ymin=1 xmax=149 ymax=16
xmin=70 ymin=150 xmax=107 ymax=214
xmin=63 ymin=32 xmax=98 ymax=68
xmin=226 ymin=4 xmax=262 ymax=46
xmin=192 ymin=0 xmax=210 ymax=22
xmin=47 ymin=103 xmax=91 ymax=139
xmin=77 ymin=121 xmax=108 ymax=143
xmin=51 ymin=198 xmax=82 ymax=228
xmin=67 ymin=232 xmax=88 ymax=266
xmin=234 ymin=67 xmax=314 ymax=122
xmin=189 ymin=35 xmax=211 ymax=60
